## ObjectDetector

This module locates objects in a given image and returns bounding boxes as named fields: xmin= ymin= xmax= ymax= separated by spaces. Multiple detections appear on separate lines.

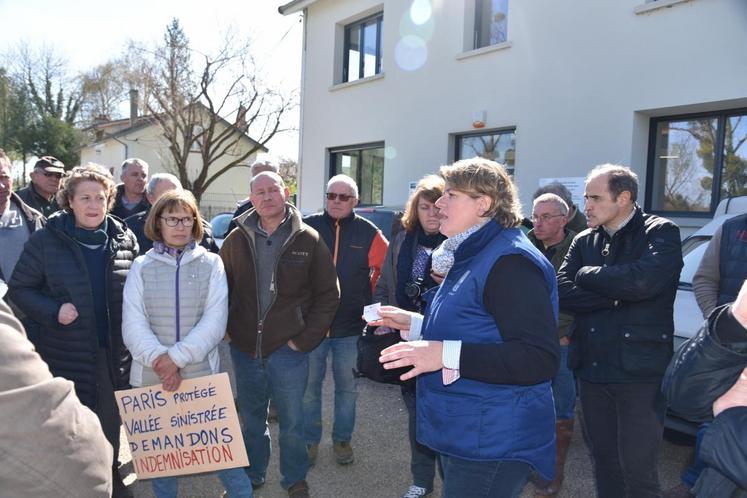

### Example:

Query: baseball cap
xmin=34 ymin=156 xmax=65 ymax=174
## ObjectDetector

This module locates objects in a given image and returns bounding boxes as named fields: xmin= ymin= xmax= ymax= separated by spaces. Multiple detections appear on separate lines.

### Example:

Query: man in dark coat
xmin=125 ymin=173 xmax=219 ymax=254
xmin=558 ymin=164 xmax=683 ymax=498
xmin=663 ymin=280 xmax=747 ymax=496
xmin=15 ymin=155 xmax=64 ymax=217
xmin=111 ymin=158 xmax=150 ymax=219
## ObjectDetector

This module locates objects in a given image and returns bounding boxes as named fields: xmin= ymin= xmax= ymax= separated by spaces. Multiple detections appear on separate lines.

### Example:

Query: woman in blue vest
xmin=122 ymin=190 xmax=252 ymax=498
xmin=370 ymin=158 xmax=560 ymax=498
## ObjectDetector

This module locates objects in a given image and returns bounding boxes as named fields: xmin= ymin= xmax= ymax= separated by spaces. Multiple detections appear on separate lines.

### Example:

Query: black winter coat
xmin=8 ymin=211 xmax=137 ymax=409
xmin=663 ymin=305 xmax=747 ymax=496
xmin=557 ymin=207 xmax=683 ymax=383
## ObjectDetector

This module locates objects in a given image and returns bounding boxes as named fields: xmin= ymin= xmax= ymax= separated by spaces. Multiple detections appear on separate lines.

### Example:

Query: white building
xmin=280 ymin=0 xmax=747 ymax=234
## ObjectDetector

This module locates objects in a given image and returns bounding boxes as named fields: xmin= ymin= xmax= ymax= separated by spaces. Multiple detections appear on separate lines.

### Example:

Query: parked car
xmin=354 ymin=206 xmax=403 ymax=241
xmin=666 ymin=196 xmax=747 ymax=435
xmin=209 ymin=212 xmax=233 ymax=249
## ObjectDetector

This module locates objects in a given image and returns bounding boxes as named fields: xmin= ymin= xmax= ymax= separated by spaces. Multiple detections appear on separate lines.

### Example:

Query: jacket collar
xmin=10 ymin=192 xmax=44 ymax=228
xmin=454 ymin=220 xmax=504 ymax=262
xmin=593 ymin=205 xmax=644 ymax=239
xmin=322 ymin=209 xmax=356 ymax=226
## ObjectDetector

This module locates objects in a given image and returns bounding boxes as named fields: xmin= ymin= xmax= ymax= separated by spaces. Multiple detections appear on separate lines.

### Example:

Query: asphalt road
xmin=120 ymin=370 xmax=694 ymax=498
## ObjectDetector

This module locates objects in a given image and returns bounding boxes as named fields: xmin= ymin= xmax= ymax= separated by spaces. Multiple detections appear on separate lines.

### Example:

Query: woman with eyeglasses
xmin=369 ymin=158 xmax=560 ymax=498
xmin=122 ymin=190 xmax=252 ymax=498
xmin=9 ymin=164 xmax=138 ymax=497
xmin=373 ymin=174 xmax=446 ymax=498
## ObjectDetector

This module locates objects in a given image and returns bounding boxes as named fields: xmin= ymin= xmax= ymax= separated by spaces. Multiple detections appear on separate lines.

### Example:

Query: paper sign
xmin=115 ymin=373 xmax=249 ymax=479
xmin=363 ymin=302 xmax=382 ymax=323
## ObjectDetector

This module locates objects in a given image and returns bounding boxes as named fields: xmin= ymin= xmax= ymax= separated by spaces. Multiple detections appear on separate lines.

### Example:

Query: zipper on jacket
xmin=175 ymin=251 xmax=183 ymax=342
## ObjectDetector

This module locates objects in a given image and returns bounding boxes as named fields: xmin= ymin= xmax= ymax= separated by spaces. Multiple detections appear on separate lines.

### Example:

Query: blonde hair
xmin=439 ymin=157 xmax=523 ymax=228
xmin=144 ymin=190 xmax=204 ymax=243
xmin=401 ymin=175 xmax=445 ymax=233
xmin=56 ymin=164 xmax=116 ymax=213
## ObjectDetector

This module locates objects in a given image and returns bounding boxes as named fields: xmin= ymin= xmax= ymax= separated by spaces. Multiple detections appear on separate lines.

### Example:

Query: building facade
xmin=281 ymin=0 xmax=747 ymax=235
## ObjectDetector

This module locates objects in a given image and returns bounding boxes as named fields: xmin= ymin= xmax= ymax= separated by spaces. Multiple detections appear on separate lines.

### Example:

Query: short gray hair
xmin=250 ymin=155 xmax=280 ymax=176
xmin=534 ymin=182 xmax=574 ymax=208
xmin=146 ymin=173 xmax=182 ymax=196
xmin=121 ymin=158 xmax=149 ymax=176
xmin=327 ymin=174 xmax=359 ymax=199
xmin=250 ymin=171 xmax=286 ymax=191
xmin=587 ymin=164 xmax=639 ymax=202
xmin=533 ymin=193 xmax=569 ymax=216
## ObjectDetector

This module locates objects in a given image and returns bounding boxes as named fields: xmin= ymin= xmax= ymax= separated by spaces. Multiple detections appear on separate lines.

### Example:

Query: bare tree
xmin=129 ymin=19 xmax=295 ymax=203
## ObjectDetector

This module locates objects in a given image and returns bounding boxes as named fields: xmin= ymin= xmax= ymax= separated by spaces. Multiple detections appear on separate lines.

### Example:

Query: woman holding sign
xmin=122 ymin=190 xmax=252 ymax=497
xmin=369 ymin=158 xmax=560 ymax=498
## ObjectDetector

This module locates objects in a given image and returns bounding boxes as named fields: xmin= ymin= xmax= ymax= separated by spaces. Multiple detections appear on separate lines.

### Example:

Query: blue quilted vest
xmin=718 ymin=213 xmax=747 ymax=306
xmin=417 ymin=220 xmax=558 ymax=480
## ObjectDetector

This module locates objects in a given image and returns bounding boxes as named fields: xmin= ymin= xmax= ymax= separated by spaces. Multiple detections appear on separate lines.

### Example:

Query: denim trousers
xmin=151 ymin=467 xmax=253 ymax=498
xmin=303 ymin=335 xmax=359 ymax=444
xmin=402 ymin=383 xmax=438 ymax=491
xmin=439 ymin=454 xmax=530 ymax=498
xmin=230 ymin=344 xmax=309 ymax=490
xmin=552 ymin=345 xmax=577 ymax=420
xmin=579 ymin=380 xmax=666 ymax=498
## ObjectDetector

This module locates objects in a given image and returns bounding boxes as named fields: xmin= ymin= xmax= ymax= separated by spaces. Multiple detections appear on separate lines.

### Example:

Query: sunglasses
xmin=326 ymin=192 xmax=354 ymax=202
xmin=41 ymin=171 xmax=64 ymax=178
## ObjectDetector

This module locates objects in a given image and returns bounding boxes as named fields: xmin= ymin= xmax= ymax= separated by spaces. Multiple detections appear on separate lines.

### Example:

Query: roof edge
xmin=278 ymin=0 xmax=317 ymax=15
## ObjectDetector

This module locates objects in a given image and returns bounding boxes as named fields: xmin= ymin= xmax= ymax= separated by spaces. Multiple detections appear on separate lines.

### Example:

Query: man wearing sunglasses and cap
xmin=16 ymin=156 xmax=64 ymax=217
xmin=302 ymin=174 xmax=388 ymax=467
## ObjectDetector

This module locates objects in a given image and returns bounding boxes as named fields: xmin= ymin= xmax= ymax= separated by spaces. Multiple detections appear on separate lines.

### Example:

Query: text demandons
xmin=134 ymin=444 xmax=236 ymax=475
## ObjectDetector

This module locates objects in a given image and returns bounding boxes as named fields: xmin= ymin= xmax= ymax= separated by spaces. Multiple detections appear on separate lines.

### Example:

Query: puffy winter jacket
xmin=8 ymin=211 xmax=137 ymax=408
xmin=123 ymin=245 xmax=228 ymax=387
xmin=558 ymin=207 xmax=683 ymax=383
xmin=663 ymin=305 xmax=747 ymax=495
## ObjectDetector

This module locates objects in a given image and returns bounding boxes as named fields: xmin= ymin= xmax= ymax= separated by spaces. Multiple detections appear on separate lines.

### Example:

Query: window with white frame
xmin=646 ymin=109 xmax=747 ymax=215
xmin=473 ymin=0 xmax=509 ymax=50
xmin=343 ymin=13 xmax=383 ymax=83
xmin=329 ymin=143 xmax=385 ymax=205
xmin=455 ymin=129 xmax=516 ymax=175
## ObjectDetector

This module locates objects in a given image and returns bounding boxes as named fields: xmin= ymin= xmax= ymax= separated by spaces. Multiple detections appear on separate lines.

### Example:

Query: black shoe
xmin=112 ymin=467 xmax=133 ymax=498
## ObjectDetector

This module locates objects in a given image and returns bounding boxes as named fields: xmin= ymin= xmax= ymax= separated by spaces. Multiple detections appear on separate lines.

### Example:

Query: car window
xmin=680 ymin=237 xmax=711 ymax=287
xmin=211 ymin=214 xmax=232 ymax=239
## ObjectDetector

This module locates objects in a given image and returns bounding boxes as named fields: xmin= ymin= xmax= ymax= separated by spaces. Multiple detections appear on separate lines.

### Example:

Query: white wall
xmin=295 ymin=0 xmax=747 ymax=233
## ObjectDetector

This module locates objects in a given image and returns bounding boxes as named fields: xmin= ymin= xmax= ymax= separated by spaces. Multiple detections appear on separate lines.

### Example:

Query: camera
xmin=404 ymin=277 xmax=426 ymax=299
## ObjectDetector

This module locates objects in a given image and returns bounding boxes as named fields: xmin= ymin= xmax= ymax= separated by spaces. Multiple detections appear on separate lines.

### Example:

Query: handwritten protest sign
xmin=115 ymin=373 xmax=249 ymax=479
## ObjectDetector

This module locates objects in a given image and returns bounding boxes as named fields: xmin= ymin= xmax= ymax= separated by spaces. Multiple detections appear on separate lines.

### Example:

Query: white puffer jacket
xmin=122 ymin=244 xmax=227 ymax=387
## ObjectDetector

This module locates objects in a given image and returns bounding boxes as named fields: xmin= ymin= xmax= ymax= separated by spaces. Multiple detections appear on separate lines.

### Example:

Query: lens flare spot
xmin=409 ymin=0 xmax=432 ymax=25
xmin=384 ymin=146 xmax=398 ymax=160
xmin=394 ymin=35 xmax=428 ymax=72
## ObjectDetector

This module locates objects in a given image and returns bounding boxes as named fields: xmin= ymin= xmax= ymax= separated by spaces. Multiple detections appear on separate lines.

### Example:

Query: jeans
xmin=681 ymin=423 xmax=710 ymax=488
xmin=303 ymin=335 xmax=359 ymax=444
xmin=402 ymin=383 xmax=438 ymax=491
xmin=579 ymin=380 xmax=666 ymax=498
xmin=439 ymin=454 xmax=530 ymax=498
xmin=231 ymin=344 xmax=309 ymax=490
xmin=552 ymin=345 xmax=577 ymax=420
xmin=151 ymin=467 xmax=253 ymax=498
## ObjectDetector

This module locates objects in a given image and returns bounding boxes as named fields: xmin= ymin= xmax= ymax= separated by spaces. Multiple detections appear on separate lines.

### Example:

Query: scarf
xmin=395 ymin=227 xmax=446 ymax=311
xmin=63 ymin=213 xmax=109 ymax=247
xmin=431 ymin=220 xmax=489 ymax=277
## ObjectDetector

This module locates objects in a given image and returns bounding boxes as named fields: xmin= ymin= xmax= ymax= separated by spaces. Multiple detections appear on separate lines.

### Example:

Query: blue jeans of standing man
xmin=230 ymin=344 xmax=309 ymax=490
xmin=439 ymin=454 xmax=530 ymax=498
xmin=553 ymin=345 xmax=576 ymax=420
xmin=303 ymin=335 xmax=359 ymax=444
xmin=151 ymin=467 xmax=253 ymax=498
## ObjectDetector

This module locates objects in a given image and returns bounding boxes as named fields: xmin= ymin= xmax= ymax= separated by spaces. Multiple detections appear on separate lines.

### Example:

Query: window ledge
xmin=634 ymin=0 xmax=693 ymax=15
xmin=330 ymin=73 xmax=385 ymax=92
xmin=456 ymin=41 xmax=512 ymax=61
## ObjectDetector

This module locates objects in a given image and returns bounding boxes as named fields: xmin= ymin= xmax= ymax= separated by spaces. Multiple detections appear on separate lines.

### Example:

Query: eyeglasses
xmin=41 ymin=171 xmax=64 ymax=178
xmin=161 ymin=216 xmax=195 ymax=227
xmin=326 ymin=192 xmax=354 ymax=202
xmin=531 ymin=213 xmax=565 ymax=223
